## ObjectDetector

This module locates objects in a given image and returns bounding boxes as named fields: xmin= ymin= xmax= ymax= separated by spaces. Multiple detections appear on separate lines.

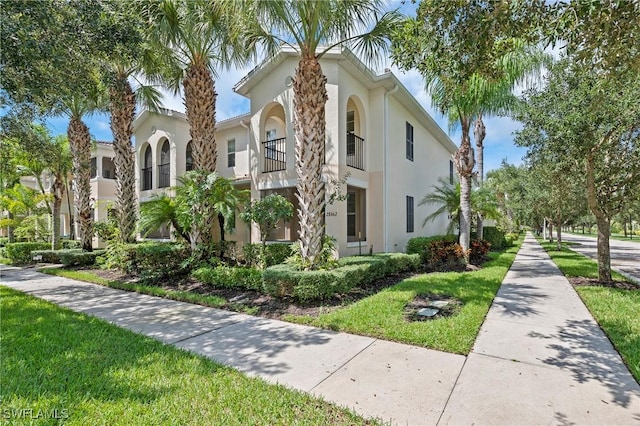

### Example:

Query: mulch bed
xmin=89 ymin=268 xmax=419 ymax=320
xmin=568 ymin=276 xmax=640 ymax=291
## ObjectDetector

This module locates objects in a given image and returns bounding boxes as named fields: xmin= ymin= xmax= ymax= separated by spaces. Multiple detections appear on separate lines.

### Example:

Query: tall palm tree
xmin=100 ymin=1 xmax=165 ymax=244
xmin=243 ymin=0 xmax=401 ymax=268
xmin=47 ymin=135 xmax=73 ymax=249
xmin=64 ymin=94 xmax=104 ymax=251
xmin=145 ymin=0 xmax=245 ymax=246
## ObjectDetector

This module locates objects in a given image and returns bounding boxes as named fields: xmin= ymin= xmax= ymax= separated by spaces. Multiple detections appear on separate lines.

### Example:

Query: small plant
xmin=469 ymin=239 xmax=491 ymax=265
xmin=288 ymin=235 xmax=338 ymax=271
xmin=426 ymin=240 xmax=467 ymax=271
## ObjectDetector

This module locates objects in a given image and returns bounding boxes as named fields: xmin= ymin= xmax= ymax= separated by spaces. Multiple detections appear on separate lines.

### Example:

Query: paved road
xmin=562 ymin=233 xmax=640 ymax=283
xmin=2 ymin=234 xmax=639 ymax=425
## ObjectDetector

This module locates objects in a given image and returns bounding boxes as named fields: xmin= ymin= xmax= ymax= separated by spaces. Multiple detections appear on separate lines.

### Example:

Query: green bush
xmin=426 ymin=240 xmax=466 ymax=271
xmin=31 ymin=249 xmax=83 ymax=264
xmin=5 ymin=242 xmax=50 ymax=264
xmin=406 ymin=234 xmax=458 ymax=264
xmin=59 ymin=250 xmax=106 ymax=267
xmin=242 ymin=243 xmax=262 ymax=267
xmin=124 ymin=242 xmax=190 ymax=281
xmin=0 ymin=237 xmax=9 ymax=247
xmin=192 ymin=265 xmax=263 ymax=291
xmin=264 ymin=243 xmax=292 ymax=267
xmin=61 ymin=239 xmax=82 ymax=249
xmin=483 ymin=227 xmax=508 ymax=250
xmin=264 ymin=252 xmax=419 ymax=301
xmin=469 ymin=240 xmax=491 ymax=265
xmin=209 ymin=240 xmax=238 ymax=261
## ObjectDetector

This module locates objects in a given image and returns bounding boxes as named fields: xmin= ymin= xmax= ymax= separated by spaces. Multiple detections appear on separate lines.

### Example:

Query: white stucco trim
xmin=257 ymin=178 xmax=298 ymax=191
xmin=346 ymin=176 xmax=368 ymax=189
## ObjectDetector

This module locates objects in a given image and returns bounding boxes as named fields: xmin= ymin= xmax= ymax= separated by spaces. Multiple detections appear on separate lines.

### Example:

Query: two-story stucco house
xmin=132 ymin=46 xmax=457 ymax=256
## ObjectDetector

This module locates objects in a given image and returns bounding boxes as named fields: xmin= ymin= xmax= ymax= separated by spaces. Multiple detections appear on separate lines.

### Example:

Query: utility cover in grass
xmin=404 ymin=294 xmax=461 ymax=321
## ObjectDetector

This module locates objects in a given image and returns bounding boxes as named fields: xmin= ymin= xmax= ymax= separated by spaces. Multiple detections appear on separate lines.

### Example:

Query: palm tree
xmin=47 ymin=135 xmax=73 ymax=249
xmin=145 ymin=0 xmax=246 ymax=246
xmin=420 ymin=177 xmax=499 ymax=237
xmin=139 ymin=193 xmax=189 ymax=242
xmin=64 ymin=94 xmax=105 ymax=251
xmin=242 ymin=0 xmax=401 ymax=268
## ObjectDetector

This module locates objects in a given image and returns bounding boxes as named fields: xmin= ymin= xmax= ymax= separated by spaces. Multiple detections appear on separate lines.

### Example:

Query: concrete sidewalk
xmin=1 ymin=233 xmax=639 ymax=425
xmin=440 ymin=233 xmax=640 ymax=425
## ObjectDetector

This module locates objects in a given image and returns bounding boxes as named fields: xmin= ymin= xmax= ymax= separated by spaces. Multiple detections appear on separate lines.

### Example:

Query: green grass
xmin=538 ymin=241 xmax=640 ymax=383
xmin=0 ymin=286 xmax=376 ymax=425
xmin=0 ymin=257 xmax=11 ymax=265
xmin=285 ymin=242 xmax=522 ymax=355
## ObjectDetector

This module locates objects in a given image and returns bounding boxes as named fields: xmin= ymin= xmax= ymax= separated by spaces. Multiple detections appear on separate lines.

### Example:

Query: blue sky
xmin=45 ymin=1 xmax=529 ymax=175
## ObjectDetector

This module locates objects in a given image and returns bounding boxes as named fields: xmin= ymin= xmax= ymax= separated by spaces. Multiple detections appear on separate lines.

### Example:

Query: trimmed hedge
xmin=31 ymin=249 xmax=83 ymax=264
xmin=61 ymin=239 xmax=82 ymax=249
xmin=406 ymin=234 xmax=458 ymax=264
xmin=263 ymin=252 xmax=420 ymax=302
xmin=241 ymin=243 xmax=292 ymax=267
xmin=123 ymin=242 xmax=190 ymax=281
xmin=59 ymin=250 xmax=106 ymax=267
xmin=5 ymin=242 xmax=50 ymax=264
xmin=192 ymin=265 xmax=262 ymax=291
xmin=483 ymin=227 xmax=508 ymax=250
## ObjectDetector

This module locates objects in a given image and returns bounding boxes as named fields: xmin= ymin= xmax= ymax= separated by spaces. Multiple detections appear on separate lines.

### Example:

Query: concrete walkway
xmin=1 ymin=233 xmax=639 ymax=425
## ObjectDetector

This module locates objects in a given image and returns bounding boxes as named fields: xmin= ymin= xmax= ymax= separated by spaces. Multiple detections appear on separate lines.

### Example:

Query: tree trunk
xmin=68 ymin=116 xmax=93 ymax=251
xmin=474 ymin=116 xmax=486 ymax=241
xmin=555 ymin=213 xmax=562 ymax=251
xmin=218 ymin=213 xmax=225 ymax=258
xmin=622 ymin=220 xmax=627 ymax=237
xmin=586 ymin=152 xmax=612 ymax=282
xmin=110 ymin=73 xmax=138 ymax=244
xmin=51 ymin=174 xmax=65 ymax=250
xmin=455 ymin=115 xmax=475 ymax=260
xmin=183 ymin=62 xmax=217 ymax=246
xmin=595 ymin=216 xmax=612 ymax=282
xmin=293 ymin=55 xmax=328 ymax=268
xmin=65 ymin=177 xmax=75 ymax=239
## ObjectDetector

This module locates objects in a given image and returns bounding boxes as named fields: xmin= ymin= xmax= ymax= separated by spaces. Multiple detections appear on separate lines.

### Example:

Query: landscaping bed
xmin=68 ymin=266 xmax=419 ymax=320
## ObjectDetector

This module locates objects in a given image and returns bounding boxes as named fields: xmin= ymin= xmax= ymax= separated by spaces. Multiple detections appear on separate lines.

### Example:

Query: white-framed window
xmin=228 ymin=139 xmax=236 ymax=167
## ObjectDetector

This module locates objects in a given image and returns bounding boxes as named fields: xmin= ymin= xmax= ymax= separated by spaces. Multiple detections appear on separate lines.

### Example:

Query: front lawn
xmin=538 ymin=241 xmax=640 ymax=383
xmin=0 ymin=286 xmax=375 ymax=425
xmin=286 ymin=243 xmax=521 ymax=355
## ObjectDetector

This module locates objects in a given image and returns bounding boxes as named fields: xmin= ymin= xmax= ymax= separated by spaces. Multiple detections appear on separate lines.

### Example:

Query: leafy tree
xmin=515 ymin=60 xmax=640 ymax=281
xmin=392 ymin=0 xmax=542 ymax=258
xmin=240 ymin=194 xmax=294 ymax=248
xmin=242 ymin=0 xmax=401 ymax=268
xmin=0 ymin=184 xmax=49 ymax=241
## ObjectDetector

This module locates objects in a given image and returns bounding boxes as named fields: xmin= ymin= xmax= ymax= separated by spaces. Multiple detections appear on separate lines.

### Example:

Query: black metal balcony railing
xmin=262 ymin=137 xmax=286 ymax=173
xmin=141 ymin=167 xmax=153 ymax=191
xmin=158 ymin=163 xmax=170 ymax=188
xmin=347 ymin=132 xmax=365 ymax=170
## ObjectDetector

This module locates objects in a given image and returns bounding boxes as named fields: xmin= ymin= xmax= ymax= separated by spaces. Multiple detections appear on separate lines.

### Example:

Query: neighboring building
xmin=133 ymin=46 xmax=458 ymax=256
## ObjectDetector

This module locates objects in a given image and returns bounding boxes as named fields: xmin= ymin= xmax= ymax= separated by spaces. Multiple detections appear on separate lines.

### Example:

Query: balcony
xmin=262 ymin=137 xmax=286 ymax=173
xmin=141 ymin=167 xmax=152 ymax=191
xmin=158 ymin=163 xmax=170 ymax=188
xmin=347 ymin=132 xmax=365 ymax=171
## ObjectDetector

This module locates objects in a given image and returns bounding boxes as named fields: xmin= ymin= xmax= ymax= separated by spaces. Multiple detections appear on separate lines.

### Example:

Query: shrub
xmin=426 ymin=240 xmax=466 ymax=271
xmin=59 ymin=250 xmax=106 ymax=267
xmin=469 ymin=240 xmax=491 ymax=265
xmin=192 ymin=265 xmax=262 ymax=291
xmin=483 ymin=227 xmax=508 ymax=250
xmin=5 ymin=242 xmax=50 ymax=264
xmin=0 ymin=237 xmax=9 ymax=247
xmin=31 ymin=249 xmax=83 ymax=264
xmin=242 ymin=243 xmax=262 ymax=267
xmin=124 ymin=242 xmax=190 ymax=281
xmin=263 ymin=243 xmax=292 ymax=267
xmin=406 ymin=234 xmax=458 ymax=264
xmin=264 ymin=252 xmax=419 ymax=301
xmin=209 ymin=241 xmax=238 ymax=261
xmin=61 ymin=239 xmax=82 ymax=249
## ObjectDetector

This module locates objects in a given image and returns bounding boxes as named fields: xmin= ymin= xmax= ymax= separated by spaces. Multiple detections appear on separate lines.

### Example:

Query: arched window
xmin=142 ymin=145 xmax=152 ymax=190
xmin=158 ymin=139 xmax=170 ymax=188
xmin=186 ymin=140 xmax=193 ymax=171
